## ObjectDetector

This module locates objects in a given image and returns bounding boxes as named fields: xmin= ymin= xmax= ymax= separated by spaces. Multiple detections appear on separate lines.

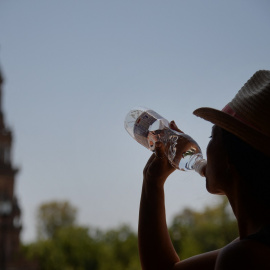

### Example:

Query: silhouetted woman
xmin=139 ymin=70 xmax=270 ymax=270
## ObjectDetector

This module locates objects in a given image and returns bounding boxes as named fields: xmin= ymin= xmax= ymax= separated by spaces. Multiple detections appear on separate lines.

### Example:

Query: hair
xmin=221 ymin=128 xmax=270 ymax=206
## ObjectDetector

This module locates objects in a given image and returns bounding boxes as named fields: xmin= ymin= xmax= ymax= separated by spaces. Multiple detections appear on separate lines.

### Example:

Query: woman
xmin=138 ymin=70 xmax=270 ymax=270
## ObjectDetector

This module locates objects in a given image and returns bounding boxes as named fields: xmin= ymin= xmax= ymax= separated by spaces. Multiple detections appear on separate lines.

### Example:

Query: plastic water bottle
xmin=124 ymin=107 xmax=206 ymax=176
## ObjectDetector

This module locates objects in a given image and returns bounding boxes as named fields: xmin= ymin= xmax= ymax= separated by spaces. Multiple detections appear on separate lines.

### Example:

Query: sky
xmin=0 ymin=1 xmax=270 ymax=243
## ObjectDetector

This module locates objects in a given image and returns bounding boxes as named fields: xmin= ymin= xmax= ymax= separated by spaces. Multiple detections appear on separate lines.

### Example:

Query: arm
xmin=138 ymin=122 xmax=221 ymax=270
xmin=138 ymin=141 xmax=179 ymax=269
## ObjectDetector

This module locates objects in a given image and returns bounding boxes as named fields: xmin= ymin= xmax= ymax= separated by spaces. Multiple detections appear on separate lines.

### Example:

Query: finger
xmin=169 ymin=120 xmax=184 ymax=133
xmin=143 ymin=141 xmax=165 ymax=176
xmin=144 ymin=142 xmax=165 ymax=176
xmin=154 ymin=142 xmax=176 ymax=174
xmin=154 ymin=141 xmax=166 ymax=159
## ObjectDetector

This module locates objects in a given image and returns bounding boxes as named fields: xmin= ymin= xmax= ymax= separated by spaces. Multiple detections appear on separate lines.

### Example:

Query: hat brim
xmin=193 ymin=107 xmax=270 ymax=156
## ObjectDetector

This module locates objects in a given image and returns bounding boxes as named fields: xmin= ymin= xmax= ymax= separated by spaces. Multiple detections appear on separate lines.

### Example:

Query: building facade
xmin=0 ymin=66 xmax=37 ymax=270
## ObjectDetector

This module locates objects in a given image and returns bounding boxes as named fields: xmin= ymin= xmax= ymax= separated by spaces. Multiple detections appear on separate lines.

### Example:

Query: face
xmin=205 ymin=125 xmax=230 ymax=195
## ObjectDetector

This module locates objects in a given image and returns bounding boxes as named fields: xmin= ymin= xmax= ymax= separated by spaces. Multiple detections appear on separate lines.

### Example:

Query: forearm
xmin=138 ymin=140 xmax=219 ymax=270
xmin=138 ymin=179 xmax=180 ymax=270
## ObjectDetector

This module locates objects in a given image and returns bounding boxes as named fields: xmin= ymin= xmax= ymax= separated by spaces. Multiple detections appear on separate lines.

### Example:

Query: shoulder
xmin=215 ymin=239 xmax=270 ymax=270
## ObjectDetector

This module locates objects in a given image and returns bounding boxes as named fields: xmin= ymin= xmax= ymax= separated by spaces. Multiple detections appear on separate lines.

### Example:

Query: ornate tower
xmin=0 ymin=66 xmax=22 ymax=269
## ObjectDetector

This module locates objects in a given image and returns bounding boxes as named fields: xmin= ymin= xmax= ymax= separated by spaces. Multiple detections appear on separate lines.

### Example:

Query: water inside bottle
xmin=147 ymin=127 xmax=202 ymax=171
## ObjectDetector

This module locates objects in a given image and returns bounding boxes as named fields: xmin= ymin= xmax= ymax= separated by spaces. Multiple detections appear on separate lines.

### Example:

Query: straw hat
xmin=193 ymin=70 xmax=270 ymax=155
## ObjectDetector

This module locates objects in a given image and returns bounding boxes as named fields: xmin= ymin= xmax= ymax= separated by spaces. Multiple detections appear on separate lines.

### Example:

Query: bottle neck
xmin=194 ymin=158 xmax=207 ymax=177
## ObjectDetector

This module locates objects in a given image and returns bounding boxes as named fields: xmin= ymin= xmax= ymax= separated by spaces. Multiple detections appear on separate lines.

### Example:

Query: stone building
xmin=0 ymin=66 xmax=37 ymax=270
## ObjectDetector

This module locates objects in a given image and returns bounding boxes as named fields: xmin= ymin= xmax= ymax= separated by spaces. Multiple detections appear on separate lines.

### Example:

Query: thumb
xmin=169 ymin=121 xmax=184 ymax=133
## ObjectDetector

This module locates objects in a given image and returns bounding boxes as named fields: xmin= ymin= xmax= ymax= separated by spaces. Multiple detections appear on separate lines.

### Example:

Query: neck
xmin=227 ymin=188 xmax=270 ymax=239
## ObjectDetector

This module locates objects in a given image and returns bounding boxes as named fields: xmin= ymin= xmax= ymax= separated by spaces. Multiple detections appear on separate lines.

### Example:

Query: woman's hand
xmin=143 ymin=121 xmax=181 ymax=186
xmin=143 ymin=141 xmax=176 ymax=187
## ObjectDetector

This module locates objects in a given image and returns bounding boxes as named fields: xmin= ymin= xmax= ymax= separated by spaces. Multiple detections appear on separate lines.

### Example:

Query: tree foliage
xmin=97 ymin=225 xmax=140 ymax=270
xmin=23 ymin=226 xmax=100 ymax=270
xmin=23 ymin=197 xmax=238 ymax=269
xmin=169 ymin=196 xmax=238 ymax=259
xmin=36 ymin=201 xmax=77 ymax=239
xmin=23 ymin=225 xmax=140 ymax=270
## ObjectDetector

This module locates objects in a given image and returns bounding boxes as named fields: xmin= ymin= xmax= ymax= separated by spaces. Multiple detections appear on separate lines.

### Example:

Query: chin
xmin=206 ymin=178 xmax=225 ymax=195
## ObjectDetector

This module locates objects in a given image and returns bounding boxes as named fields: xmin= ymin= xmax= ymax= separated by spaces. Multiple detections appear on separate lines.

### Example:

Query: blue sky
xmin=0 ymin=1 xmax=270 ymax=242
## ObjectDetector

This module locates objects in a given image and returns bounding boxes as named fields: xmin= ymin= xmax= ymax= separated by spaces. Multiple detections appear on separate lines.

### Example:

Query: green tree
xmin=23 ymin=224 xmax=140 ymax=270
xmin=169 ymin=196 xmax=238 ymax=259
xmin=23 ymin=226 xmax=100 ymax=270
xmin=23 ymin=198 xmax=239 ymax=269
xmin=24 ymin=200 xmax=141 ymax=270
xmin=36 ymin=201 xmax=77 ymax=239
xmin=97 ymin=225 xmax=140 ymax=270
